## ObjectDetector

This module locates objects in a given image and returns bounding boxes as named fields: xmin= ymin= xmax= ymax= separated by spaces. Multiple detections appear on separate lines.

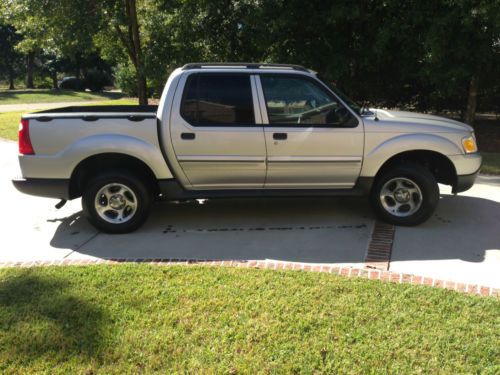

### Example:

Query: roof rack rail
xmin=181 ymin=62 xmax=312 ymax=73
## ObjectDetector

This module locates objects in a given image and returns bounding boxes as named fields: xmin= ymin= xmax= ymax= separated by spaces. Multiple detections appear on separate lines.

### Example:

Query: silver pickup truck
xmin=13 ymin=63 xmax=481 ymax=233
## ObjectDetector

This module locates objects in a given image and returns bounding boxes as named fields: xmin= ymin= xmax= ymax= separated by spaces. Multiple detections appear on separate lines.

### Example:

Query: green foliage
xmin=5 ymin=0 xmax=99 ymax=58
xmin=33 ymin=78 xmax=53 ymax=90
xmin=57 ymin=70 xmax=113 ymax=92
xmin=58 ymin=77 xmax=86 ymax=91
xmin=133 ymin=0 xmax=499 ymax=112
xmin=481 ymin=152 xmax=500 ymax=175
xmin=2 ymin=0 xmax=499 ymax=113
xmin=114 ymin=63 xmax=156 ymax=97
xmin=0 ymin=265 xmax=498 ymax=373
xmin=114 ymin=63 xmax=139 ymax=97
xmin=416 ymin=0 xmax=500 ymax=111
xmin=84 ymin=69 xmax=113 ymax=92
xmin=0 ymin=24 xmax=23 ymax=87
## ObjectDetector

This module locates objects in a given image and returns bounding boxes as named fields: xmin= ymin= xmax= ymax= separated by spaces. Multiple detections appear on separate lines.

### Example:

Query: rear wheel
xmin=82 ymin=171 xmax=152 ymax=233
xmin=371 ymin=164 xmax=439 ymax=226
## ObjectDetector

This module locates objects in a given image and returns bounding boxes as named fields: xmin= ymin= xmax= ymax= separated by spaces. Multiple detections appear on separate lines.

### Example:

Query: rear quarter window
xmin=180 ymin=74 xmax=255 ymax=126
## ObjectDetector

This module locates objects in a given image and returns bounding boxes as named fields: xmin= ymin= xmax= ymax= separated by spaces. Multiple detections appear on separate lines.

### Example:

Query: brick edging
xmin=364 ymin=222 xmax=395 ymax=270
xmin=0 ymin=258 xmax=497 ymax=298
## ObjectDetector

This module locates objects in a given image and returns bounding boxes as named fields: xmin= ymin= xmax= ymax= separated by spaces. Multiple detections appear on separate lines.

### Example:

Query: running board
xmin=158 ymin=178 xmax=374 ymax=200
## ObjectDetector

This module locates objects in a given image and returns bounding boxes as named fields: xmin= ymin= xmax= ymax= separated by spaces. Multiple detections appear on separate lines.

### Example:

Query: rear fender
xmin=19 ymin=134 xmax=173 ymax=179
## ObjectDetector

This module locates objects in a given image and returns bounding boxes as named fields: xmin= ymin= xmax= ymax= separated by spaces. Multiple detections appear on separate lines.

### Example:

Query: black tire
xmin=370 ymin=163 xmax=439 ymax=226
xmin=82 ymin=171 xmax=152 ymax=234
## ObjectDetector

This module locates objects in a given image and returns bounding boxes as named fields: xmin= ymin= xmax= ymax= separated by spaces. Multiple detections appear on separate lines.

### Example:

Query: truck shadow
xmin=390 ymin=194 xmax=500 ymax=263
xmin=48 ymin=193 xmax=500 ymax=264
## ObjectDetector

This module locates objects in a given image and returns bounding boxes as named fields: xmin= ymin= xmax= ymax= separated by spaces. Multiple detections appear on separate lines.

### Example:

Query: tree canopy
xmin=1 ymin=0 xmax=499 ymax=123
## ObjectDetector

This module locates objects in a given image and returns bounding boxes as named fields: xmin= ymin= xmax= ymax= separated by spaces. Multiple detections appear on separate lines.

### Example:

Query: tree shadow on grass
xmin=0 ymin=270 xmax=109 ymax=367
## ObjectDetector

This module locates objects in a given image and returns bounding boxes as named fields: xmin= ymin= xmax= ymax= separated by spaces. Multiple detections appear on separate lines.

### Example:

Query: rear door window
xmin=180 ymin=74 xmax=255 ymax=126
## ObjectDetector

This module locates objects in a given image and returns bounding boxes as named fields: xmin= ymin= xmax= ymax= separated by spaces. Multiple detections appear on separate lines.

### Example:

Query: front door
xmin=170 ymin=73 xmax=266 ymax=189
xmin=257 ymin=74 xmax=364 ymax=189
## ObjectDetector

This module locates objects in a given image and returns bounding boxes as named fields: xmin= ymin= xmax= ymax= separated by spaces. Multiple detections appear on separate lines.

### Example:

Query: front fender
xmin=360 ymin=133 xmax=463 ymax=177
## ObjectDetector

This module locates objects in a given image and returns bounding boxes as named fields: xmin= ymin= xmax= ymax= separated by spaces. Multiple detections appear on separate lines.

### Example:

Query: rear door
xmin=257 ymin=74 xmax=364 ymax=189
xmin=170 ymin=73 xmax=266 ymax=189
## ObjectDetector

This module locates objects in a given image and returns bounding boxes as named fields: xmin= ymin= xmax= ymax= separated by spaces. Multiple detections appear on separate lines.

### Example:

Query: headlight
xmin=462 ymin=135 xmax=477 ymax=154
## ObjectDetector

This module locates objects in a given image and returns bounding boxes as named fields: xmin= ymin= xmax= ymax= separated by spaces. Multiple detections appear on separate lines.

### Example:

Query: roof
xmin=181 ymin=63 xmax=315 ymax=74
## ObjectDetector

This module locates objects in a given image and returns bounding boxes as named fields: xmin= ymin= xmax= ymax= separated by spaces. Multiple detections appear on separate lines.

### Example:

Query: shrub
xmin=115 ymin=63 xmax=155 ymax=97
xmin=59 ymin=77 xmax=86 ymax=91
xmin=84 ymin=69 xmax=113 ymax=92
xmin=114 ymin=64 xmax=138 ymax=97
xmin=34 ymin=76 xmax=53 ymax=89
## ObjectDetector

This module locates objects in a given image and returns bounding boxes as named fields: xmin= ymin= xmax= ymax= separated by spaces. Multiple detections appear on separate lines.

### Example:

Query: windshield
xmin=317 ymin=76 xmax=363 ymax=115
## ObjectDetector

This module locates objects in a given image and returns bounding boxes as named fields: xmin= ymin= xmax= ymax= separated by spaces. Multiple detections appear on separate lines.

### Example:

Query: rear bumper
xmin=453 ymin=169 xmax=480 ymax=194
xmin=12 ymin=178 xmax=70 ymax=199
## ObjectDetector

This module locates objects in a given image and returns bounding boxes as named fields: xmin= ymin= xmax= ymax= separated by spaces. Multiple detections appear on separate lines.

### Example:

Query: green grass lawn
xmin=0 ymin=265 xmax=498 ymax=374
xmin=0 ymin=111 xmax=22 ymax=140
xmin=481 ymin=152 xmax=500 ymax=175
xmin=0 ymin=89 xmax=127 ymax=104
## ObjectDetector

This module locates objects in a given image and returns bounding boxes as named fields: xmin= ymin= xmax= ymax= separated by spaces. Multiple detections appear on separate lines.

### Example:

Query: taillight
xmin=19 ymin=118 xmax=35 ymax=155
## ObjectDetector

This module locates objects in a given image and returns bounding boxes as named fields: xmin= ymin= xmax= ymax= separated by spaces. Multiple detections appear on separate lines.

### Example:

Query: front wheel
xmin=82 ymin=171 xmax=152 ymax=234
xmin=370 ymin=164 xmax=439 ymax=226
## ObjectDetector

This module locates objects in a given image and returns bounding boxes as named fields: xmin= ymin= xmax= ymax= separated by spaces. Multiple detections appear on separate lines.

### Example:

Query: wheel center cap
xmin=394 ymin=189 xmax=410 ymax=203
xmin=109 ymin=194 xmax=125 ymax=209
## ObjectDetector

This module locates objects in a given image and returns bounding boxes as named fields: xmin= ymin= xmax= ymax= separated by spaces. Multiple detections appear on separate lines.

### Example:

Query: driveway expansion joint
xmin=63 ymin=231 xmax=101 ymax=258
xmin=364 ymin=221 xmax=395 ymax=270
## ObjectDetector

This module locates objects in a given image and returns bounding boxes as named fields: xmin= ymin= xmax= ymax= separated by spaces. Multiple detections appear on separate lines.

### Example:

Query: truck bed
xmin=20 ymin=104 xmax=172 ymax=181
xmin=35 ymin=105 xmax=158 ymax=114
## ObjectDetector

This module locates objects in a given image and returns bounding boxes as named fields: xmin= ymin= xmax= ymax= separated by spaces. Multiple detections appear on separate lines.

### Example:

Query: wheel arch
xmin=373 ymin=149 xmax=457 ymax=187
xmin=69 ymin=153 xmax=159 ymax=199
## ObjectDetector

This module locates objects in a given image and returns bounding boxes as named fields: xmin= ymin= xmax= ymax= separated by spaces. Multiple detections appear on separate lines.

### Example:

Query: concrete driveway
xmin=1 ymin=138 xmax=499 ymax=288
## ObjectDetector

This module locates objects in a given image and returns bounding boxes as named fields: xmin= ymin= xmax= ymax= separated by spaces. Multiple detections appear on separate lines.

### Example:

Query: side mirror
xmin=326 ymin=107 xmax=350 ymax=125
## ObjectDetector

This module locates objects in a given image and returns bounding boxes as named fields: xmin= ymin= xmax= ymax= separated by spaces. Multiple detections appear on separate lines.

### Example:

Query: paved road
xmin=1 ymin=138 xmax=499 ymax=287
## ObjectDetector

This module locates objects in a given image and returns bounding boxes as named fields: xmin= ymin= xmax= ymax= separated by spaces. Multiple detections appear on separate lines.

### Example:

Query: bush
xmin=58 ymin=71 xmax=112 ymax=92
xmin=34 ymin=76 xmax=53 ymax=89
xmin=114 ymin=64 xmax=138 ymax=97
xmin=59 ymin=77 xmax=86 ymax=91
xmin=115 ymin=63 xmax=155 ymax=97
xmin=84 ymin=69 xmax=113 ymax=92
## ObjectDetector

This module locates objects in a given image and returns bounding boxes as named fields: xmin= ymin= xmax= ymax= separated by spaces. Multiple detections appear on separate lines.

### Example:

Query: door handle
xmin=273 ymin=132 xmax=287 ymax=140
xmin=181 ymin=132 xmax=195 ymax=140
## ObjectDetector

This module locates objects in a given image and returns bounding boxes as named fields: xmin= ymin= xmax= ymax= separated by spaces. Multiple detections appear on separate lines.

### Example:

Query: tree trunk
xmin=75 ymin=54 xmax=81 ymax=79
xmin=127 ymin=0 xmax=148 ymax=105
xmin=8 ymin=66 xmax=15 ymax=90
xmin=464 ymin=75 xmax=478 ymax=126
xmin=136 ymin=73 xmax=147 ymax=105
xmin=108 ymin=0 xmax=148 ymax=105
xmin=26 ymin=52 xmax=35 ymax=89
xmin=51 ymin=71 xmax=58 ymax=89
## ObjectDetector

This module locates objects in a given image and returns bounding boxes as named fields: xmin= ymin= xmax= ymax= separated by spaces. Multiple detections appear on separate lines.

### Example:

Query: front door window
xmin=260 ymin=75 xmax=357 ymax=127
